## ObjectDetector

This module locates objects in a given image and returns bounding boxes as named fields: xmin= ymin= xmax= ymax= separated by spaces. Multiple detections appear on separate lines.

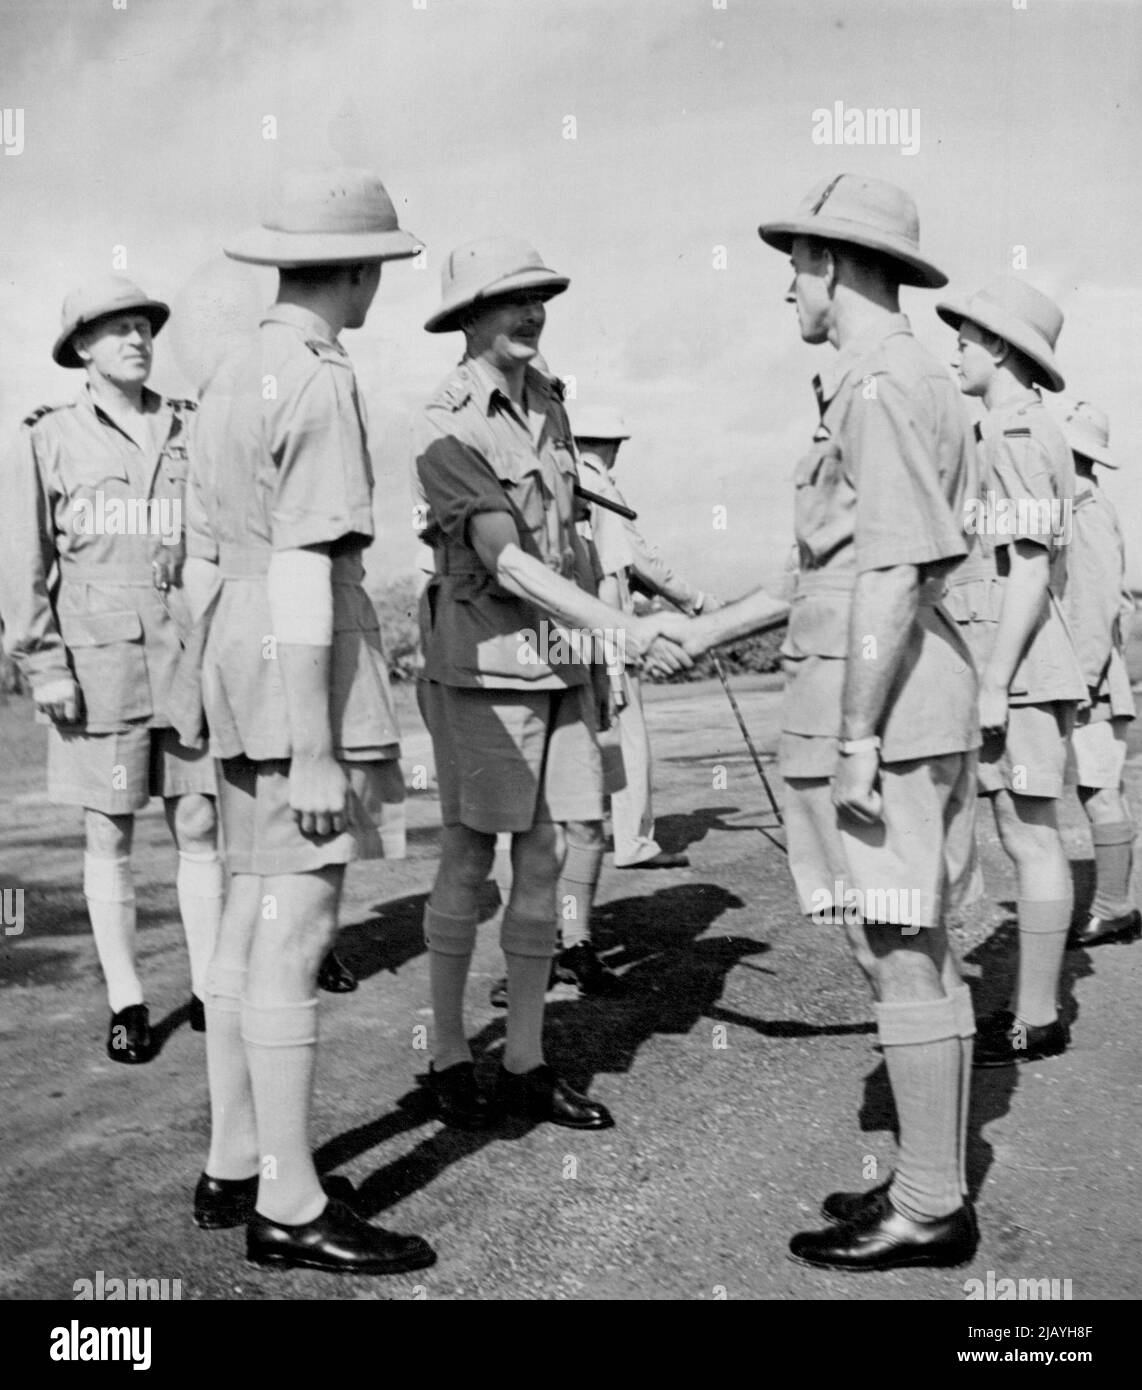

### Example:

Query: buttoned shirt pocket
xmin=57 ymin=604 xmax=152 ymax=725
xmin=793 ymin=440 xmax=853 ymax=570
xmin=65 ymin=450 xmax=131 ymax=494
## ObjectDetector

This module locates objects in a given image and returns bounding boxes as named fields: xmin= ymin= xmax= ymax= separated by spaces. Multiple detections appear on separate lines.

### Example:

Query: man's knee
xmin=85 ymin=809 xmax=133 ymax=857
xmin=440 ymin=825 xmax=496 ymax=889
xmin=172 ymin=793 xmax=218 ymax=848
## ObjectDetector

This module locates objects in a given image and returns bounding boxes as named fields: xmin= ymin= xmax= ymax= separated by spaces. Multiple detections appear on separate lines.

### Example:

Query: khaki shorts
xmin=218 ymin=756 xmax=406 ymax=876
xmin=47 ymin=724 xmax=216 ymax=814
xmin=1067 ymin=714 xmax=1130 ymax=791
xmin=418 ymin=680 xmax=604 ymax=833
xmin=978 ymin=701 xmax=1074 ymax=799
xmin=785 ymin=751 xmax=981 ymax=929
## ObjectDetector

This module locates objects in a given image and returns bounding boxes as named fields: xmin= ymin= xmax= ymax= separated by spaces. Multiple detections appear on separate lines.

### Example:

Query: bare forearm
xmin=840 ymin=567 xmax=918 ymax=740
xmin=685 ymin=586 xmax=790 ymax=650
xmin=496 ymin=542 xmax=639 ymax=641
xmin=984 ymin=542 xmax=1049 ymax=691
xmin=277 ymin=645 xmax=335 ymax=757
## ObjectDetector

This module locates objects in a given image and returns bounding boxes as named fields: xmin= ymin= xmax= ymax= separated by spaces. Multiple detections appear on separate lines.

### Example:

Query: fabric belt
xmin=61 ymin=562 xmax=158 ymax=587
xmin=796 ymin=567 xmax=945 ymax=606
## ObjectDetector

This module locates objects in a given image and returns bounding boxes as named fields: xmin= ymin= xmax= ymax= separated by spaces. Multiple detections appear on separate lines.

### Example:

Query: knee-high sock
xmin=176 ymin=850 xmax=224 ymax=998
xmin=1090 ymin=821 xmax=1136 ymax=919
xmin=1015 ymin=898 xmax=1069 ymax=1027
xmin=84 ymin=854 xmax=143 ymax=1013
xmin=204 ymin=961 xmax=257 ymax=1180
xmin=558 ymin=838 xmax=605 ymax=949
xmin=951 ymin=984 xmax=975 ymax=1198
xmin=424 ymin=906 xmax=477 ymax=1072
xmin=501 ymin=908 xmax=556 ymax=1075
xmin=876 ymin=996 xmax=963 ymax=1223
xmin=242 ymin=998 xmax=324 ymax=1226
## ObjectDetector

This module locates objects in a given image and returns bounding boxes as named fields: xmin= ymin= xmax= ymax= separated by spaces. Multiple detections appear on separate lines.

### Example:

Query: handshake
xmin=624 ymin=589 xmax=789 ymax=679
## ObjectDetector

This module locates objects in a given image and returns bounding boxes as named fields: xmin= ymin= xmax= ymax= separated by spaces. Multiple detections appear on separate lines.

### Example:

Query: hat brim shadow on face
xmin=223 ymin=227 xmax=423 ymax=268
xmin=425 ymin=272 xmax=570 ymax=334
xmin=935 ymin=300 xmax=1065 ymax=393
xmin=758 ymin=220 xmax=948 ymax=289
xmin=53 ymin=302 xmax=170 ymax=369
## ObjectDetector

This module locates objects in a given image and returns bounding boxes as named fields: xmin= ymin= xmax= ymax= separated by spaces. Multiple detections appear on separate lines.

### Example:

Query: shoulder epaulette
xmin=22 ymin=403 xmax=65 ymax=428
xmin=435 ymin=375 xmax=473 ymax=412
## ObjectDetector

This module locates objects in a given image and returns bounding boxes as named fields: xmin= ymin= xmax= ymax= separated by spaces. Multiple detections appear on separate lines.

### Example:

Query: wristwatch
xmin=839 ymin=736 xmax=881 ymax=756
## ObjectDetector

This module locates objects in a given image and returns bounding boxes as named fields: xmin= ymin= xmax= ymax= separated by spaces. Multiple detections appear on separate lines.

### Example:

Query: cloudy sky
xmin=2 ymin=0 xmax=1139 ymax=592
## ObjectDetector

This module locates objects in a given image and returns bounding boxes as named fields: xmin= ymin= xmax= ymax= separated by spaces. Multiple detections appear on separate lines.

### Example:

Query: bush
xmin=643 ymin=623 xmax=785 ymax=683
xmin=371 ymin=575 xmax=424 ymax=682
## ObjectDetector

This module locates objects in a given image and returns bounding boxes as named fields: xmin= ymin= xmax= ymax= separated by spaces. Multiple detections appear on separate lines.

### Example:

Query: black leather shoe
xmin=188 ymin=995 xmax=206 ymax=1032
xmin=317 ymin=950 xmax=358 ymax=993
xmin=821 ymin=1175 xmax=892 ymax=1224
xmin=557 ymin=942 xmax=625 ymax=997
xmin=427 ymin=1060 xmax=500 ymax=1129
xmin=790 ymin=1191 xmax=978 ymax=1271
xmin=107 ymin=1003 xmax=155 ymax=1064
xmin=194 ymin=1171 xmax=359 ymax=1230
xmin=1068 ymin=908 xmax=1141 ymax=950
xmin=247 ymin=1198 xmax=436 ymax=1275
xmin=497 ymin=1063 xmax=614 ymax=1130
xmin=615 ymin=850 xmax=690 ymax=870
xmin=973 ymin=1014 xmax=1069 ymax=1067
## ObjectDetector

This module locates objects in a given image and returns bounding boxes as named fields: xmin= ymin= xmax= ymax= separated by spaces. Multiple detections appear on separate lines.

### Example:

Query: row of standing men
xmin=0 ymin=165 xmax=1136 ymax=1277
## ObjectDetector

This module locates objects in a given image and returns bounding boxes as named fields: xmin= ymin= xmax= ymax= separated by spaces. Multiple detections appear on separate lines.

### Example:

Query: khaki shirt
xmin=953 ymin=394 xmax=1086 ymax=707
xmin=1064 ymin=478 xmax=1135 ymax=719
xmin=186 ymin=304 xmax=400 ymax=762
xmin=0 ymin=385 xmax=196 ymax=732
xmin=577 ymin=453 xmax=701 ymax=616
xmin=413 ymin=359 xmax=591 ymax=689
xmin=779 ymin=314 xmax=979 ymax=778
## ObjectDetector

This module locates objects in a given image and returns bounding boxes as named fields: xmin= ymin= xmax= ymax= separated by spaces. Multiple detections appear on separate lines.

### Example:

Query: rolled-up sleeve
xmin=270 ymin=363 xmax=375 ymax=550
xmin=847 ymin=374 xmax=968 ymax=574
xmin=415 ymin=415 xmax=514 ymax=546
xmin=0 ymin=426 xmax=71 ymax=689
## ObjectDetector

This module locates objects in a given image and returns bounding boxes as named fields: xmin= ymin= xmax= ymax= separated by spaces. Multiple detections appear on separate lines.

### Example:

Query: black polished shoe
xmin=107 ymin=1003 xmax=155 ymax=1064
xmin=497 ymin=1063 xmax=614 ymax=1130
xmin=821 ymin=1175 xmax=892 ymax=1224
xmin=973 ymin=1014 xmax=1069 ymax=1068
xmin=790 ymin=1191 xmax=978 ymax=1271
xmin=247 ymin=1198 xmax=436 ymax=1275
xmin=427 ymin=1060 xmax=500 ymax=1129
xmin=615 ymin=850 xmax=690 ymax=870
xmin=557 ymin=942 xmax=625 ymax=997
xmin=317 ymin=950 xmax=358 ymax=994
xmin=194 ymin=1171 xmax=359 ymax=1230
xmin=1068 ymin=908 xmax=1142 ymax=950
xmin=188 ymin=995 xmax=206 ymax=1033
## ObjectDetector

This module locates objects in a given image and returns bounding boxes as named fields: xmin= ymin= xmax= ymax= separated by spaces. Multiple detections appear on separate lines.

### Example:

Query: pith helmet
xmin=225 ymin=166 xmax=421 ymax=267
xmin=53 ymin=275 xmax=170 ymax=368
xmin=1056 ymin=397 xmax=1114 ymax=468
xmin=758 ymin=173 xmax=947 ymax=289
xmin=937 ymin=276 xmax=1065 ymax=392
xmin=425 ymin=237 xmax=568 ymax=333
xmin=572 ymin=404 xmax=631 ymax=441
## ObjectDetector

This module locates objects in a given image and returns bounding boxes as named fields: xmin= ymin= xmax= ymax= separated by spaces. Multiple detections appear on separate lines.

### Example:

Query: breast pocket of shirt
xmin=793 ymin=440 xmax=851 ymax=566
xmin=57 ymin=589 xmax=153 ymax=724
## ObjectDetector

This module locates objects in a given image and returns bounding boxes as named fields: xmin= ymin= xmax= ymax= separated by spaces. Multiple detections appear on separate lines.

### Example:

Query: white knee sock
xmin=84 ymin=854 xmax=143 ymax=1013
xmin=177 ymin=851 xmax=224 ymax=998
xmin=242 ymin=997 xmax=325 ymax=1226
xmin=951 ymin=984 xmax=975 ymax=1198
xmin=204 ymin=961 xmax=258 ymax=1180
xmin=424 ymin=906 xmax=477 ymax=1072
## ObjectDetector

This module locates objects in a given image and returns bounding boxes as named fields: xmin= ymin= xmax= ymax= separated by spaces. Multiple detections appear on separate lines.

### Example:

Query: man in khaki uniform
xmin=1056 ymin=399 xmax=1139 ymax=948
xmin=680 ymin=175 xmax=981 ymax=1270
xmin=184 ymin=167 xmax=434 ymax=1275
xmin=0 ymin=275 xmax=221 ymax=1064
xmin=938 ymin=278 xmax=1088 ymax=1066
xmin=574 ymin=404 xmax=713 ymax=870
xmin=414 ymin=237 xmax=690 ymax=1133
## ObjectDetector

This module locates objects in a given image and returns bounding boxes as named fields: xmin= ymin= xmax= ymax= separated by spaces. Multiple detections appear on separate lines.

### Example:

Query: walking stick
xmin=670 ymin=600 xmax=787 ymax=855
